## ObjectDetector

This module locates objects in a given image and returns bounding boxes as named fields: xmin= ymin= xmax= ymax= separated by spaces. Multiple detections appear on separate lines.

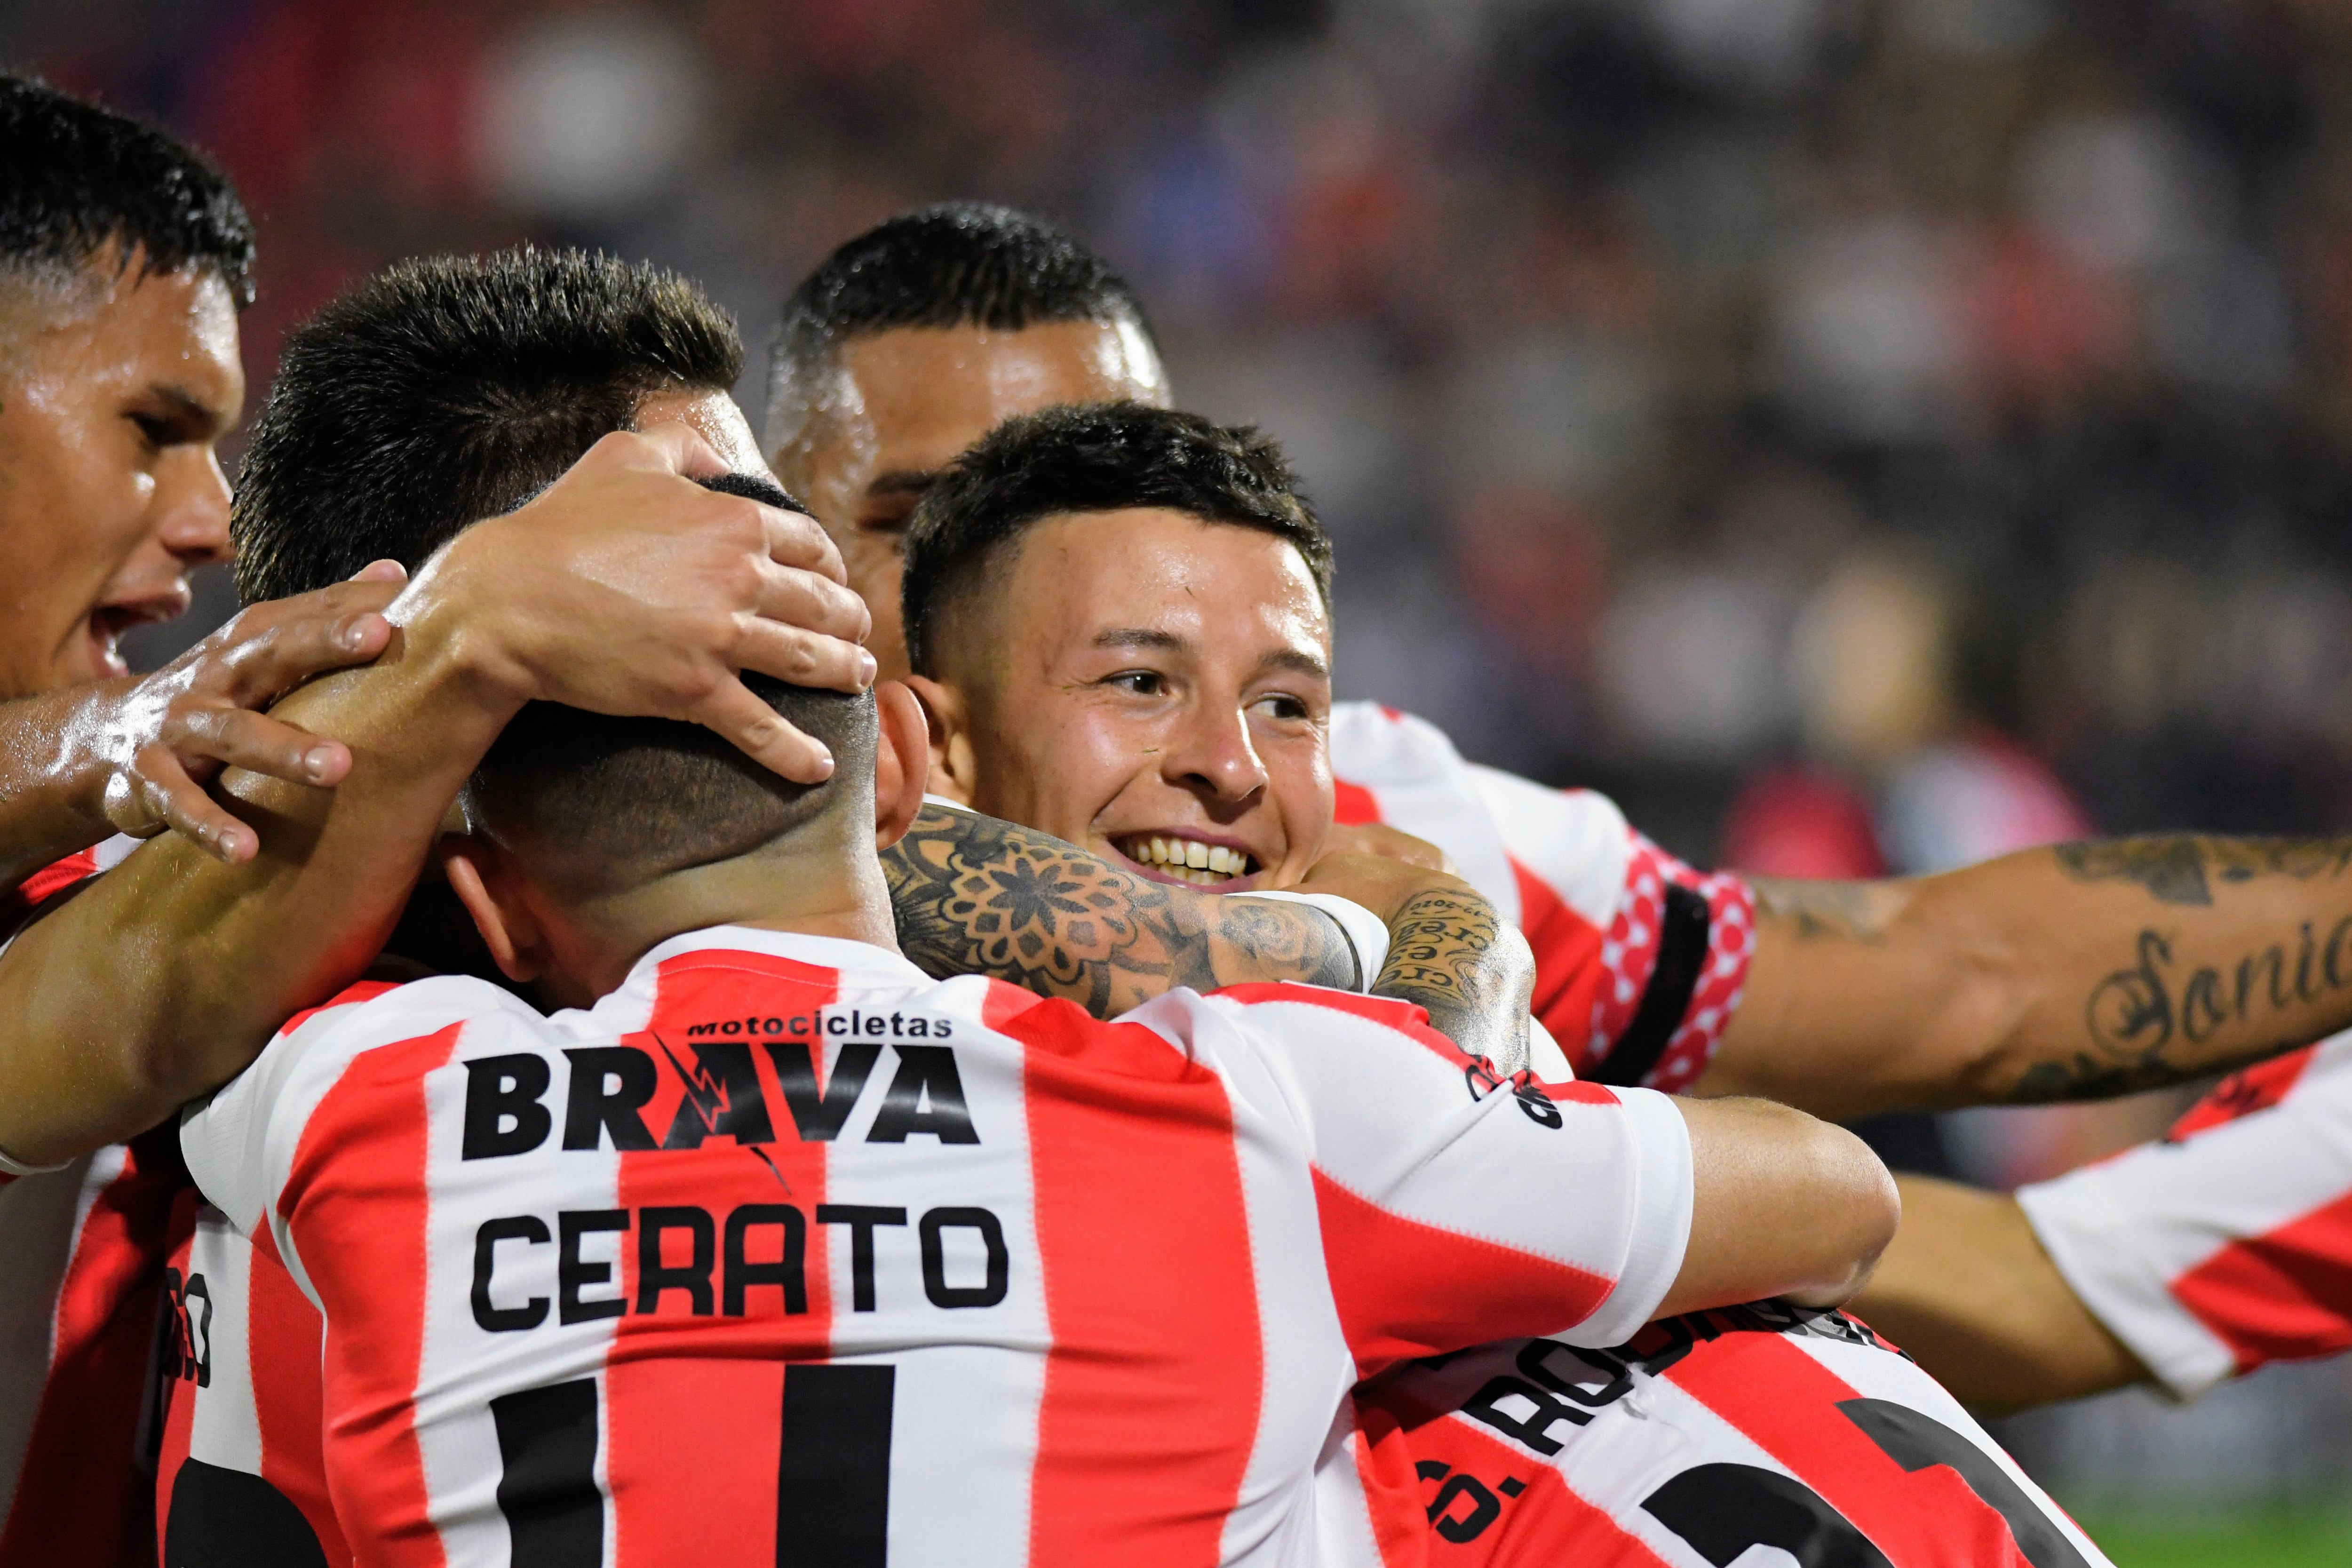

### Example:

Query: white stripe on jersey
xmin=2019 ymin=1029 xmax=2352 ymax=1399
xmin=1329 ymin=704 xmax=1529 ymax=926
xmin=184 ymin=1210 xmax=264 ymax=1477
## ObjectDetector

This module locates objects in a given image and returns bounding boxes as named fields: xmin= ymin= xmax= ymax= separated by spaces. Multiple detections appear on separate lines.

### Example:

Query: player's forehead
xmin=994 ymin=507 xmax=1331 ymax=671
xmin=6 ymin=257 xmax=242 ymax=411
xmin=822 ymin=319 xmax=1168 ymax=478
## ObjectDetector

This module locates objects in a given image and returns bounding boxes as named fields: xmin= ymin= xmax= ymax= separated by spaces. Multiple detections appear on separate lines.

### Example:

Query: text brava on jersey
xmin=460 ymin=1011 xmax=977 ymax=1162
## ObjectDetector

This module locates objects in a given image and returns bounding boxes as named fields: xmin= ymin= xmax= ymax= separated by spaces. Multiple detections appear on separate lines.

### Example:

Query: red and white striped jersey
xmin=0 ymin=838 xmax=178 ymax=1568
xmin=179 ymin=925 xmax=1693 ymax=1568
xmin=154 ymin=1205 xmax=351 ymax=1567
xmin=1329 ymin=704 xmax=1754 ymax=1093
xmin=2018 ymin=1031 xmax=2352 ymax=1400
xmin=1347 ymin=1303 xmax=2112 ymax=1567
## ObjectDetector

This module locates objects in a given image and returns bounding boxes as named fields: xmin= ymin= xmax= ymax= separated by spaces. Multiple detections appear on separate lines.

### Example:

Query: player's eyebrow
xmin=1257 ymin=647 xmax=1330 ymax=682
xmin=865 ymin=469 xmax=937 ymax=499
xmin=1093 ymin=627 xmax=1187 ymax=653
xmin=148 ymin=382 xmax=235 ymax=439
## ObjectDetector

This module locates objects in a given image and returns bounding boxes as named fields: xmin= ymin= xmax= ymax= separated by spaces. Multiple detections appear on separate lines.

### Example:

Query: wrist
xmin=394 ymin=533 xmax=539 ymax=717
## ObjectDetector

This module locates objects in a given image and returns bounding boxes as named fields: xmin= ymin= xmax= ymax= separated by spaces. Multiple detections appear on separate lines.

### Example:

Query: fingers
xmin=104 ymin=751 xmax=257 ymax=864
xmin=174 ymin=707 xmax=353 ymax=789
xmin=758 ymin=499 xmax=850 ymax=587
xmin=731 ymin=619 xmax=878 ymax=696
xmin=207 ymin=578 xmax=404 ymax=705
xmin=754 ymin=560 xmax=872 ymax=647
xmin=688 ymin=677 xmax=839 ymax=785
xmin=612 ymin=422 xmax=729 ymax=482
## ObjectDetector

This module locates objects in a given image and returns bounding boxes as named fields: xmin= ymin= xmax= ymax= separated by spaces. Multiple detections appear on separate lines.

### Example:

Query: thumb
xmin=620 ymin=421 xmax=731 ymax=482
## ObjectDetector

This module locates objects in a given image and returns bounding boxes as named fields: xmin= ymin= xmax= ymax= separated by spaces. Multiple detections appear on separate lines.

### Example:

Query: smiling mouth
xmin=1112 ymin=834 xmax=1259 ymax=887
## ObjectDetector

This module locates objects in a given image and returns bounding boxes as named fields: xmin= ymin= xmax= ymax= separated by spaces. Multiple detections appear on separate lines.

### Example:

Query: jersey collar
xmin=628 ymin=925 xmax=934 ymax=991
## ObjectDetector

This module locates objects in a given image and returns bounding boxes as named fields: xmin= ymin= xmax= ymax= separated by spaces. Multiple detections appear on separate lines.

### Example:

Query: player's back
xmin=180 ymin=925 xmax=1691 ymax=1568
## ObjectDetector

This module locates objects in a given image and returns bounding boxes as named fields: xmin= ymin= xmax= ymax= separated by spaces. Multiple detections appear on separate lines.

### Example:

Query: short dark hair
xmin=901 ymin=401 xmax=1333 ymax=677
xmin=235 ymin=247 xmax=741 ymax=604
xmin=0 ymin=74 xmax=255 ymax=306
xmin=765 ymin=202 xmax=1155 ymax=456
xmin=232 ymin=246 xmax=870 ymax=895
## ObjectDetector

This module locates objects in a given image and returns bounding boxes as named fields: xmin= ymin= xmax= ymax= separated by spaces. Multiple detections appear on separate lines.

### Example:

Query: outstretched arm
xmin=1699 ymin=836 xmax=2352 ymax=1118
xmin=1847 ymin=1175 xmax=2149 ymax=1415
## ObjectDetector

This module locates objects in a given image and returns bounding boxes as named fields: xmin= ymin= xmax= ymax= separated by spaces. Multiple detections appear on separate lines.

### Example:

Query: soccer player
xmin=1853 ymin=1019 xmax=2352 ymax=1417
xmin=128 ymin=247 xmax=1547 ymax=1564
xmin=769 ymin=202 xmax=2352 ymax=1119
xmin=169 ymin=244 xmax=1895 ymax=1564
xmin=894 ymin=398 xmax=2121 ymax=1566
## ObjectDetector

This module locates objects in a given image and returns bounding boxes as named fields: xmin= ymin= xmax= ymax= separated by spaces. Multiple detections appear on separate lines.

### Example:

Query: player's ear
xmin=869 ymin=680 xmax=931 ymax=852
xmin=901 ymin=673 xmax=975 ymax=808
xmin=437 ymin=833 xmax=547 ymax=985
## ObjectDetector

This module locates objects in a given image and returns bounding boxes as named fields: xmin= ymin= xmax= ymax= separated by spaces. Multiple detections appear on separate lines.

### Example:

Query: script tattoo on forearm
xmin=1374 ymin=887 xmax=1537 ymax=1074
xmin=2054 ymin=836 xmax=2352 ymax=907
xmin=881 ymin=805 xmax=1355 ymax=1017
xmin=2009 ymin=915 xmax=2352 ymax=1102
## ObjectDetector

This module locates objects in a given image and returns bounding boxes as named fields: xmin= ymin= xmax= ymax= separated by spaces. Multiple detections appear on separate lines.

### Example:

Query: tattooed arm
xmin=1696 ymin=836 xmax=2352 ymax=1117
xmin=882 ymin=804 xmax=1361 ymax=1015
xmin=882 ymin=811 xmax=1539 ymax=1064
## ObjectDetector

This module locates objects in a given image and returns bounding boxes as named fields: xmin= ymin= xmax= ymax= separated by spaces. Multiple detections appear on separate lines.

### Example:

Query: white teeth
xmin=1119 ymin=835 xmax=1253 ymax=883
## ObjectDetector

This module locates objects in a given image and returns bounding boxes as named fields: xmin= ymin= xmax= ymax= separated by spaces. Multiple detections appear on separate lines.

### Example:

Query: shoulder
xmin=1328 ymin=701 xmax=1468 ymax=788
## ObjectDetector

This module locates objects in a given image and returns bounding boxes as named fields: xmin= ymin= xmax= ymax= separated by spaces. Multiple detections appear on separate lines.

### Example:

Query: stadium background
xmin=7 ymin=0 xmax=2351 ymax=1557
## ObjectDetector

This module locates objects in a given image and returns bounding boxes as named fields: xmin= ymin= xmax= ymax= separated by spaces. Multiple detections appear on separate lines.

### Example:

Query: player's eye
xmin=1251 ymin=692 xmax=1313 ymax=722
xmin=127 ymin=412 xmax=171 ymax=449
xmin=1104 ymin=670 xmax=1169 ymax=697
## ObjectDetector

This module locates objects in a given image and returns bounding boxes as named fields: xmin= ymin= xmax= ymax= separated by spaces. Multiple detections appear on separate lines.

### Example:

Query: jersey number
xmin=493 ymin=1364 xmax=897 ymax=1566
xmin=1641 ymin=1399 xmax=2090 ymax=1568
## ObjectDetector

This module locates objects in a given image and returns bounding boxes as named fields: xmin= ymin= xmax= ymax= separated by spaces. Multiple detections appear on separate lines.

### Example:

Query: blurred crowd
xmin=12 ymin=0 xmax=2352 ymax=1515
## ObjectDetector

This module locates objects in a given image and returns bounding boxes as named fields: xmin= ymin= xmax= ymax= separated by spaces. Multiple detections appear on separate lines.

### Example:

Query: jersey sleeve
xmin=179 ymin=976 xmax=499 ymax=1248
xmin=2017 ymin=1035 xmax=2352 ymax=1400
xmin=1465 ymin=768 xmax=1756 ymax=1094
xmin=1200 ymin=983 xmax=1693 ymax=1377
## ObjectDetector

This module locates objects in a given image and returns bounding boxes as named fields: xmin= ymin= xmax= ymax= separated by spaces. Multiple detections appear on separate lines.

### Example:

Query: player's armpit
xmin=1847 ymin=1175 xmax=2152 ymax=1417
xmin=881 ymin=804 xmax=1358 ymax=1017
xmin=1656 ymin=1096 xmax=1899 ymax=1319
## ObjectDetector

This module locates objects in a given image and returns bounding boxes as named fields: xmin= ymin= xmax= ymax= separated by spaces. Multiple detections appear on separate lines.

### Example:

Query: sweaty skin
xmin=910 ymin=508 xmax=1335 ymax=896
xmin=776 ymin=319 xmax=1169 ymax=684
xmin=0 ymin=258 xmax=240 ymax=693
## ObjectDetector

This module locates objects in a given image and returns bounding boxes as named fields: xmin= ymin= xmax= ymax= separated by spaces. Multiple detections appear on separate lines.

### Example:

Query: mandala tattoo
xmin=882 ymin=805 xmax=1356 ymax=1018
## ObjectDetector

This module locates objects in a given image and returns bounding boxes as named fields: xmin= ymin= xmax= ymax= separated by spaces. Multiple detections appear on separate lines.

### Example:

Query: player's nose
xmin=153 ymin=446 xmax=234 ymax=569
xmin=1165 ymin=703 xmax=1270 ymax=808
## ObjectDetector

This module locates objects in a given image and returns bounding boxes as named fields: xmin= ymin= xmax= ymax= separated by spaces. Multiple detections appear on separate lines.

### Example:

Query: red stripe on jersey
xmin=1210 ymin=982 xmax=1470 ymax=1067
xmin=1664 ymin=1334 xmax=2029 ymax=1565
xmin=2169 ymin=1046 xmax=2320 ymax=1140
xmin=981 ymin=975 xmax=1044 ymax=1032
xmin=0 ymin=1135 xmax=191 ymax=1568
xmin=1312 ymin=1171 xmax=1613 ymax=1377
xmin=252 ymin=1225 xmax=346 ymax=1561
xmin=1348 ymin=1401 xmax=1438 ymax=1568
xmin=1017 ymin=1000 xmax=1263 ymax=1564
xmin=154 ymin=1201 xmax=200 ymax=1559
xmin=1393 ymin=1413 xmax=1670 ymax=1566
xmin=607 ymin=949 xmax=842 ymax=1564
xmin=1510 ymin=860 xmax=1606 ymax=1072
xmin=2169 ymin=1190 xmax=2352 ymax=1373
xmin=1335 ymin=780 xmax=1382 ymax=826
xmin=282 ymin=1022 xmax=464 ymax=1568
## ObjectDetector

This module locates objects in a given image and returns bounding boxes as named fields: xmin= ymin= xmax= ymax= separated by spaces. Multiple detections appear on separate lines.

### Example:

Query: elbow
xmin=1787 ymin=1122 xmax=1901 ymax=1308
